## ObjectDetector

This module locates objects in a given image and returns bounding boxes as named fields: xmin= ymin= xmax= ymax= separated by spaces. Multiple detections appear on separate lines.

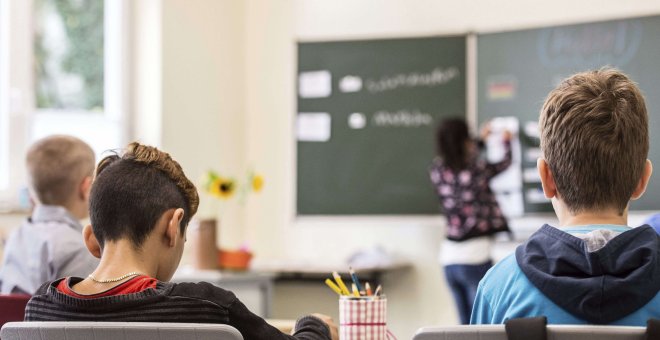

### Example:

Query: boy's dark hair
xmin=89 ymin=142 xmax=199 ymax=248
xmin=436 ymin=118 xmax=470 ymax=171
xmin=539 ymin=68 xmax=648 ymax=214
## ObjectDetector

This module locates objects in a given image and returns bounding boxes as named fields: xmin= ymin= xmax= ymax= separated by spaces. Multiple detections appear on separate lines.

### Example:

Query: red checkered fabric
xmin=339 ymin=297 xmax=387 ymax=340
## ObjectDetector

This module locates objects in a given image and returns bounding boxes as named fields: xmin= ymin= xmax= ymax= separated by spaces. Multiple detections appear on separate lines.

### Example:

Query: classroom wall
xmin=161 ymin=0 xmax=247 ymax=249
xmin=241 ymin=0 xmax=660 ymax=337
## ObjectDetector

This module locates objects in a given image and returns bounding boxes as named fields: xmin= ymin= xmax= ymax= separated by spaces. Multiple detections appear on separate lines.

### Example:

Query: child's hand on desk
xmin=311 ymin=313 xmax=338 ymax=340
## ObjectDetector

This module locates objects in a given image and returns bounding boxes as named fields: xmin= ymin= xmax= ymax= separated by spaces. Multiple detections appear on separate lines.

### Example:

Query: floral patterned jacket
xmin=429 ymin=141 xmax=512 ymax=241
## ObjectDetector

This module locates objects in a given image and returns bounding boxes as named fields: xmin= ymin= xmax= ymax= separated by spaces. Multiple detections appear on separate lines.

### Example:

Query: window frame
xmin=0 ymin=0 xmax=9 ymax=192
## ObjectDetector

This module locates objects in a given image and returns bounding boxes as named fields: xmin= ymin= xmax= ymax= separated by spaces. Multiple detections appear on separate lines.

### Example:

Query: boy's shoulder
xmin=475 ymin=252 xmax=581 ymax=324
xmin=30 ymin=279 xmax=238 ymax=309
xmin=483 ymin=224 xmax=660 ymax=324
xmin=168 ymin=281 xmax=239 ymax=308
xmin=20 ymin=205 xmax=83 ymax=237
xmin=11 ymin=206 xmax=86 ymax=253
xmin=29 ymin=205 xmax=80 ymax=226
xmin=479 ymin=253 xmax=523 ymax=293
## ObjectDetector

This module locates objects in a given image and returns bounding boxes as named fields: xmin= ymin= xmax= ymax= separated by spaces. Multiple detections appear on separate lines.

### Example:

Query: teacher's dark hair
xmin=436 ymin=118 xmax=470 ymax=171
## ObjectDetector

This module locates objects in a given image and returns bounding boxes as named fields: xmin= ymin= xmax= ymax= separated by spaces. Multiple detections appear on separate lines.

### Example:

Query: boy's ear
xmin=83 ymin=224 xmax=102 ymax=258
xmin=165 ymin=208 xmax=185 ymax=248
xmin=537 ymin=158 xmax=557 ymax=199
xmin=79 ymin=176 xmax=93 ymax=201
xmin=631 ymin=159 xmax=653 ymax=200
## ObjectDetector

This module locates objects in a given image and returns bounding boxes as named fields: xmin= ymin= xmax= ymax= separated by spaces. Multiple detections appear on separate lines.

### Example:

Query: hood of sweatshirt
xmin=516 ymin=224 xmax=660 ymax=324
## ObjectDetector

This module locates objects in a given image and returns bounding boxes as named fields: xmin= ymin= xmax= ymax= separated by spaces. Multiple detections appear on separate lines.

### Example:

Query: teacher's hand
xmin=479 ymin=121 xmax=492 ymax=140
xmin=503 ymin=130 xmax=513 ymax=142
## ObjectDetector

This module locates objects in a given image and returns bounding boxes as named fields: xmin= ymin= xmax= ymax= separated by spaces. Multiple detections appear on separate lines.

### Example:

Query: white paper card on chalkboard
xmin=348 ymin=113 xmax=366 ymax=129
xmin=524 ymin=121 xmax=540 ymax=139
xmin=526 ymin=147 xmax=542 ymax=162
xmin=339 ymin=75 xmax=363 ymax=93
xmin=526 ymin=188 xmax=549 ymax=204
xmin=297 ymin=113 xmax=331 ymax=142
xmin=523 ymin=167 xmax=541 ymax=183
xmin=495 ymin=191 xmax=524 ymax=217
xmin=487 ymin=117 xmax=521 ymax=192
xmin=299 ymin=70 xmax=332 ymax=98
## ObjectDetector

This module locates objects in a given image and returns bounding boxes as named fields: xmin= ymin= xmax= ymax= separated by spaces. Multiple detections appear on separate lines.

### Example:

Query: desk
xmin=172 ymin=261 xmax=411 ymax=320
xmin=253 ymin=260 xmax=412 ymax=284
xmin=172 ymin=267 xmax=274 ymax=318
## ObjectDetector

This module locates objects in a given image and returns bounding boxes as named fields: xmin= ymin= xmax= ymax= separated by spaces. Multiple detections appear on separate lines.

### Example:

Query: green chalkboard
xmin=297 ymin=37 xmax=466 ymax=215
xmin=478 ymin=15 xmax=660 ymax=212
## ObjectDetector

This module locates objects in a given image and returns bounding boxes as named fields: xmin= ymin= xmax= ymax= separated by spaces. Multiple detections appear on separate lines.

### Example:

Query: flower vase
xmin=190 ymin=218 xmax=220 ymax=270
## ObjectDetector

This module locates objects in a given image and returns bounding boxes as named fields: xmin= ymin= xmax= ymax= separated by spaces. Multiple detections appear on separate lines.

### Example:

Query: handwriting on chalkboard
xmin=537 ymin=20 xmax=643 ymax=68
xmin=365 ymin=67 xmax=460 ymax=93
xmin=372 ymin=110 xmax=433 ymax=127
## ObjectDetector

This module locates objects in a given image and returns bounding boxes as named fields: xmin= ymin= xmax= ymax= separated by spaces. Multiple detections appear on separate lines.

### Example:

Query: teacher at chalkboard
xmin=428 ymin=118 xmax=512 ymax=324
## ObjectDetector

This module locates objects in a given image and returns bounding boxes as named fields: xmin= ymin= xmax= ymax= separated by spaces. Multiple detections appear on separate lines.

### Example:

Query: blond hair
xmin=26 ymin=135 xmax=95 ymax=205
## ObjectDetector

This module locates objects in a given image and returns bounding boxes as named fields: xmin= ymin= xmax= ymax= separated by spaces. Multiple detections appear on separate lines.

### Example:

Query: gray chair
xmin=413 ymin=324 xmax=647 ymax=340
xmin=0 ymin=321 xmax=243 ymax=340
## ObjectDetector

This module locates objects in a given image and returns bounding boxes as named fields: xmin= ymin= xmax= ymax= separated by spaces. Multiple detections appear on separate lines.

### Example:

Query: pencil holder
xmin=339 ymin=296 xmax=388 ymax=340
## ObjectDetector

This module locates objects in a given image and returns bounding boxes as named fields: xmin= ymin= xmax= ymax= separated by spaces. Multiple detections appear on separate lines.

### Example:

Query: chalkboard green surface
xmin=297 ymin=37 xmax=466 ymax=215
xmin=478 ymin=16 xmax=660 ymax=212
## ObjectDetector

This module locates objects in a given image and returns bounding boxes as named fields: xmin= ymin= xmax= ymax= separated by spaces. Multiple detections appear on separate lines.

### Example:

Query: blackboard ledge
xmin=294 ymin=215 xmax=445 ymax=228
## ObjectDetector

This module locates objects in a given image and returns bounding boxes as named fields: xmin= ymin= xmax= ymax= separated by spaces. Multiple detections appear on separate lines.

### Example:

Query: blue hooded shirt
xmin=471 ymin=224 xmax=660 ymax=325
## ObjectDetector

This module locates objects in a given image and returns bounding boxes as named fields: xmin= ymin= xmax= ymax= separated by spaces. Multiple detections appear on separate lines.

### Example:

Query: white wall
xmin=241 ymin=0 xmax=660 ymax=337
xmin=161 ymin=0 xmax=247 ymax=248
xmin=295 ymin=0 xmax=660 ymax=38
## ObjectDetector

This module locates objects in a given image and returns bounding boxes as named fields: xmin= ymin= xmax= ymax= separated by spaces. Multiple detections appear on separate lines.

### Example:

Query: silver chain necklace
xmin=87 ymin=271 xmax=142 ymax=283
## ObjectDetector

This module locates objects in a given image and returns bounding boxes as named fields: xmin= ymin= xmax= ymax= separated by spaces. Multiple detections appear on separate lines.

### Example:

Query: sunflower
xmin=209 ymin=177 xmax=236 ymax=199
xmin=251 ymin=174 xmax=264 ymax=192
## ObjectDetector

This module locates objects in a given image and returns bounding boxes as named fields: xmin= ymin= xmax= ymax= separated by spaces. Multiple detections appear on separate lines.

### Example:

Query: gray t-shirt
xmin=0 ymin=205 xmax=99 ymax=294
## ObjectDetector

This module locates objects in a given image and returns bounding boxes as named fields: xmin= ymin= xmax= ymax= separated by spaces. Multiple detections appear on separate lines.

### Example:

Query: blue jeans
xmin=444 ymin=261 xmax=493 ymax=324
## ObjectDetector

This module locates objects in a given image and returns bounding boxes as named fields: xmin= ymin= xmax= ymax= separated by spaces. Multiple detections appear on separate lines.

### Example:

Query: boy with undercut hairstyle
xmin=0 ymin=135 xmax=99 ymax=294
xmin=471 ymin=68 xmax=659 ymax=325
xmin=25 ymin=142 xmax=338 ymax=340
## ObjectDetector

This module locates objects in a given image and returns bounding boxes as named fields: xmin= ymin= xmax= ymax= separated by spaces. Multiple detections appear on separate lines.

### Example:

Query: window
xmin=34 ymin=0 xmax=105 ymax=111
xmin=32 ymin=0 xmax=126 ymax=156
xmin=0 ymin=0 xmax=8 ymax=192
xmin=0 ymin=0 xmax=128 ymax=210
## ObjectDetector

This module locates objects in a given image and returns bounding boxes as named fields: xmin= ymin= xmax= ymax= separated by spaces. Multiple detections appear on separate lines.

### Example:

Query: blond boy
xmin=0 ymin=135 xmax=99 ymax=294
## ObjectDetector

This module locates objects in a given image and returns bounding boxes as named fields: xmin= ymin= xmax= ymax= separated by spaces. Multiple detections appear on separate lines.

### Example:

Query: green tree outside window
xmin=35 ymin=0 xmax=104 ymax=111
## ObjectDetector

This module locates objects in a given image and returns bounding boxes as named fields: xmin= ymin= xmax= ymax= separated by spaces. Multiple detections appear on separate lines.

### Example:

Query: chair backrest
xmin=414 ymin=324 xmax=646 ymax=340
xmin=0 ymin=295 xmax=31 ymax=328
xmin=0 ymin=322 xmax=244 ymax=340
